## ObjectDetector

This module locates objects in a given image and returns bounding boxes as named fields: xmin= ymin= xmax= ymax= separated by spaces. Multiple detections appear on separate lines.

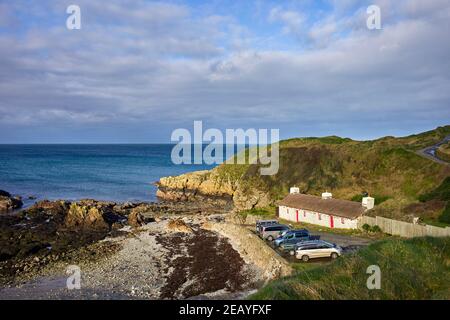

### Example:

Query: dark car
xmin=274 ymin=229 xmax=309 ymax=247
xmin=278 ymin=232 xmax=321 ymax=256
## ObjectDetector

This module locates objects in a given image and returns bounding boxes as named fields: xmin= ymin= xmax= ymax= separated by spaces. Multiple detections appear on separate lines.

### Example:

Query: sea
xmin=0 ymin=144 xmax=220 ymax=206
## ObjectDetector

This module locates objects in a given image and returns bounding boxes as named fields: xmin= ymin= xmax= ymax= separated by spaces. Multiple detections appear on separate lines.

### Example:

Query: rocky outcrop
xmin=156 ymin=170 xmax=271 ymax=211
xmin=65 ymin=202 xmax=109 ymax=231
xmin=165 ymin=218 xmax=193 ymax=233
xmin=0 ymin=190 xmax=23 ymax=213
xmin=128 ymin=210 xmax=145 ymax=228
xmin=156 ymin=170 xmax=234 ymax=202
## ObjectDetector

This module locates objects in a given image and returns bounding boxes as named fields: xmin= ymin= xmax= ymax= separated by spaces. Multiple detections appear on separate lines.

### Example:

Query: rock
xmin=0 ymin=191 xmax=23 ymax=213
xmin=156 ymin=170 xmax=234 ymax=203
xmin=0 ymin=190 xmax=11 ymax=197
xmin=27 ymin=200 xmax=68 ymax=217
xmin=156 ymin=167 xmax=272 ymax=211
xmin=165 ymin=219 xmax=193 ymax=233
xmin=128 ymin=211 xmax=145 ymax=228
xmin=65 ymin=202 xmax=109 ymax=231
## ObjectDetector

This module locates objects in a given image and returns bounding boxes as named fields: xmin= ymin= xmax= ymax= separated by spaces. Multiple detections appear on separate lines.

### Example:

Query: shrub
xmin=438 ymin=202 xmax=450 ymax=224
xmin=362 ymin=224 xmax=382 ymax=233
xmin=418 ymin=177 xmax=450 ymax=202
xmin=370 ymin=225 xmax=382 ymax=233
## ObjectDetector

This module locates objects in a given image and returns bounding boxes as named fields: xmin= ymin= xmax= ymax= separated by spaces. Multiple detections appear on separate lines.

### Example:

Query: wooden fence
xmin=358 ymin=216 xmax=450 ymax=238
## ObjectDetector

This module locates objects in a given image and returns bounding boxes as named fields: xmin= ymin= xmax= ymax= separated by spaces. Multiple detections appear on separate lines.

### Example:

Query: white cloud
xmin=268 ymin=7 xmax=305 ymax=36
xmin=0 ymin=0 xmax=449 ymax=142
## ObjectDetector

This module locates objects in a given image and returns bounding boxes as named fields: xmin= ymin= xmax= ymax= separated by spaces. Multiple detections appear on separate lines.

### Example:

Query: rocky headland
xmin=156 ymin=169 xmax=272 ymax=211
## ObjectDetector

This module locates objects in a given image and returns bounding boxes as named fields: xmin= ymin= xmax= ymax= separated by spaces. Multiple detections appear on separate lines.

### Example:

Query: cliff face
xmin=156 ymin=126 xmax=450 ymax=214
xmin=156 ymin=169 xmax=272 ymax=211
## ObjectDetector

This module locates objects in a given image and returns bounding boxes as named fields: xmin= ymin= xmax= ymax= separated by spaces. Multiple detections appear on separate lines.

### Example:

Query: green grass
xmin=351 ymin=194 xmax=392 ymax=205
xmin=240 ymin=207 xmax=275 ymax=217
xmin=439 ymin=202 xmax=450 ymax=224
xmin=418 ymin=177 xmax=450 ymax=202
xmin=418 ymin=177 xmax=450 ymax=224
xmin=250 ymin=237 xmax=450 ymax=300
xmin=202 ymin=125 xmax=450 ymax=221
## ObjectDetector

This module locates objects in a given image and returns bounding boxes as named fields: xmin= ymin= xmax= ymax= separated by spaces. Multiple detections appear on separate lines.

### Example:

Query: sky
xmin=0 ymin=0 xmax=449 ymax=143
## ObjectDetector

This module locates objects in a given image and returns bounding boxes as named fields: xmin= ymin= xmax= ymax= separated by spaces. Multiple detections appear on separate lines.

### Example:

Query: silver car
xmin=256 ymin=219 xmax=278 ymax=234
xmin=295 ymin=240 xmax=342 ymax=262
xmin=261 ymin=224 xmax=290 ymax=241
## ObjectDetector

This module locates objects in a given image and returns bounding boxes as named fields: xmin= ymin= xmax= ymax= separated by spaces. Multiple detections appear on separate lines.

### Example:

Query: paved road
xmin=417 ymin=135 xmax=450 ymax=165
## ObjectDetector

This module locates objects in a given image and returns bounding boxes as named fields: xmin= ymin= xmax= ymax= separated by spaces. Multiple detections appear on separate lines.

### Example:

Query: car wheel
xmin=331 ymin=252 xmax=338 ymax=259
xmin=289 ymin=250 xmax=295 ymax=256
xmin=267 ymin=236 xmax=274 ymax=241
xmin=301 ymin=255 xmax=310 ymax=262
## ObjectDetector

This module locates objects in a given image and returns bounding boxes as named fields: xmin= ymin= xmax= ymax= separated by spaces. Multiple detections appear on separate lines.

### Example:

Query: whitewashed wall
xmin=278 ymin=205 xmax=358 ymax=229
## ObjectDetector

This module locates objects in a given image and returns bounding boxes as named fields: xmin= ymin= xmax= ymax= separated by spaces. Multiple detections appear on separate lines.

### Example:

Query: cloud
xmin=268 ymin=6 xmax=305 ymax=37
xmin=0 ymin=0 xmax=449 ymax=142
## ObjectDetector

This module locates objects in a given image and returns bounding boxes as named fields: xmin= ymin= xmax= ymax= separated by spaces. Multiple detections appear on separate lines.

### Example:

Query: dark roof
xmin=278 ymin=193 xmax=365 ymax=219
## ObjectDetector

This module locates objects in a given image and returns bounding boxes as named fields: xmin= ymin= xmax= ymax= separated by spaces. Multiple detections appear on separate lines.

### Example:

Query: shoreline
xmin=0 ymin=197 xmax=268 ymax=300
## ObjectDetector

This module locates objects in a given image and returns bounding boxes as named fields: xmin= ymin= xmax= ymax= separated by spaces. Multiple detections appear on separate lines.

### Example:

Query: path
xmin=417 ymin=135 xmax=450 ymax=165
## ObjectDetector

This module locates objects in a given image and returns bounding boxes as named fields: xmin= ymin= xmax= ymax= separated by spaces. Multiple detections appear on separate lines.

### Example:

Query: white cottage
xmin=278 ymin=190 xmax=374 ymax=230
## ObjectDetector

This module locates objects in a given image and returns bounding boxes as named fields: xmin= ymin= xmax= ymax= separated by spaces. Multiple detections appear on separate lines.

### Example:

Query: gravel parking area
xmin=253 ymin=228 xmax=375 ymax=263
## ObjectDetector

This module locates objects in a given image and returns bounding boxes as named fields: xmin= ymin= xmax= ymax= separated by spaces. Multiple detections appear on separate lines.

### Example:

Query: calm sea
xmin=0 ymin=144 xmax=217 ymax=204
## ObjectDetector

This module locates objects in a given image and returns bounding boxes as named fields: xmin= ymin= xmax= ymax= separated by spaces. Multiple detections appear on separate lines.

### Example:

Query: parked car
xmin=295 ymin=240 xmax=342 ymax=262
xmin=261 ymin=224 xmax=291 ymax=241
xmin=274 ymin=229 xmax=309 ymax=247
xmin=278 ymin=234 xmax=321 ymax=256
xmin=256 ymin=220 xmax=278 ymax=234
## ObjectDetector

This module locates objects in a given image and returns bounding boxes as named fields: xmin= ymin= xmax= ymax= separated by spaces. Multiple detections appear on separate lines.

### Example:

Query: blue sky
xmin=0 ymin=0 xmax=449 ymax=143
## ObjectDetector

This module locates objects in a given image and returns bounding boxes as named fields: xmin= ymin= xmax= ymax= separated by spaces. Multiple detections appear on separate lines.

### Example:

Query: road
xmin=417 ymin=135 xmax=450 ymax=165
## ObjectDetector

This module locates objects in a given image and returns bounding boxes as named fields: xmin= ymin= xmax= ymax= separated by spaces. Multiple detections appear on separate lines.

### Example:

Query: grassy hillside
xmin=212 ymin=125 xmax=450 ymax=223
xmin=250 ymin=237 xmax=450 ymax=300
xmin=437 ymin=141 xmax=450 ymax=162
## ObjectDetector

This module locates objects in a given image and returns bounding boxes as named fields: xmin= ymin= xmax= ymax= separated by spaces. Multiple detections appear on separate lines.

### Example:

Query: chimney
xmin=321 ymin=191 xmax=332 ymax=200
xmin=290 ymin=187 xmax=300 ymax=194
xmin=362 ymin=196 xmax=375 ymax=210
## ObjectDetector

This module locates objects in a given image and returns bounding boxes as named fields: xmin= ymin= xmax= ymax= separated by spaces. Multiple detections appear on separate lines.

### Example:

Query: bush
xmin=371 ymin=225 xmax=382 ymax=233
xmin=418 ymin=177 xmax=450 ymax=202
xmin=438 ymin=202 xmax=450 ymax=224
xmin=362 ymin=224 xmax=382 ymax=233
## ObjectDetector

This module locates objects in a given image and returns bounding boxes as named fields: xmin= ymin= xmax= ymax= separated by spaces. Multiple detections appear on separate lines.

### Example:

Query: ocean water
xmin=0 ymin=144 xmax=217 ymax=204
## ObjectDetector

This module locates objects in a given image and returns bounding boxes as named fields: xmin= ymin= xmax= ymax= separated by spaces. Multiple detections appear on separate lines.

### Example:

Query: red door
xmin=296 ymin=210 xmax=299 ymax=222
xmin=330 ymin=215 xmax=334 ymax=228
